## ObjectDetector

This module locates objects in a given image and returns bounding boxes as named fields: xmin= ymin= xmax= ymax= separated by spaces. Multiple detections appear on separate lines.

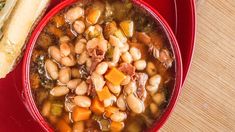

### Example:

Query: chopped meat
xmin=92 ymin=48 xmax=105 ymax=62
xmin=90 ymin=49 xmax=106 ymax=73
xmin=87 ymin=38 xmax=107 ymax=72
xmin=86 ymin=78 xmax=96 ymax=97
xmin=149 ymin=32 xmax=163 ymax=50
xmin=135 ymin=73 xmax=148 ymax=101
xmin=86 ymin=38 xmax=108 ymax=56
xmin=118 ymin=63 xmax=136 ymax=79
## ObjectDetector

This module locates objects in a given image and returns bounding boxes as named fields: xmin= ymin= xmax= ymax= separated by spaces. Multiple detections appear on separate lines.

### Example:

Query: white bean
xmin=146 ymin=85 xmax=159 ymax=93
xmin=75 ymin=81 xmax=88 ymax=95
xmin=59 ymin=67 xmax=71 ymax=84
xmin=124 ymin=81 xmax=137 ymax=95
xmin=77 ymin=51 xmax=89 ymax=65
xmin=61 ymin=54 xmax=76 ymax=66
xmin=91 ymin=72 xmax=105 ymax=91
xmin=126 ymin=94 xmax=144 ymax=113
xmin=152 ymin=92 xmax=165 ymax=105
xmin=104 ymin=95 xmax=116 ymax=107
xmin=48 ymin=46 xmax=61 ymax=62
xmin=149 ymin=74 xmax=161 ymax=86
xmin=67 ymin=79 xmax=81 ymax=89
xmin=106 ymin=81 xmax=121 ymax=95
xmin=112 ymin=46 xmax=121 ymax=64
xmin=95 ymin=62 xmax=108 ymax=75
xmin=121 ymin=52 xmax=133 ymax=63
xmin=130 ymin=47 xmax=141 ymax=61
xmin=50 ymin=86 xmax=69 ymax=97
xmin=150 ymin=103 xmax=159 ymax=115
xmin=146 ymin=62 xmax=157 ymax=76
xmin=45 ymin=59 xmax=59 ymax=80
xmin=79 ymin=38 xmax=87 ymax=44
xmin=65 ymin=6 xmax=84 ymax=23
xmin=117 ymin=94 xmax=126 ymax=111
xmin=107 ymin=61 xmax=117 ymax=68
xmin=59 ymin=36 xmax=70 ymax=43
xmin=121 ymin=76 xmax=131 ymax=86
xmin=134 ymin=60 xmax=146 ymax=71
xmin=60 ymin=43 xmax=71 ymax=57
xmin=73 ymin=20 xmax=85 ymax=34
xmin=109 ymin=35 xmax=124 ymax=48
xmin=74 ymin=96 xmax=91 ymax=108
xmin=75 ymin=42 xmax=86 ymax=54
xmin=110 ymin=111 xmax=127 ymax=122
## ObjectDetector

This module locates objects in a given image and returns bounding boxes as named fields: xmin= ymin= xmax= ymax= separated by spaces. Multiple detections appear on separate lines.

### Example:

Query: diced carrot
xmin=105 ymin=106 xmax=119 ymax=118
xmin=72 ymin=106 xmax=91 ymax=122
xmin=87 ymin=8 xmax=101 ymax=24
xmin=120 ymin=20 xmax=134 ymax=37
xmin=105 ymin=68 xmax=126 ymax=85
xmin=56 ymin=119 xmax=72 ymax=132
xmin=97 ymin=86 xmax=112 ymax=101
xmin=110 ymin=121 xmax=125 ymax=132
xmin=91 ymin=98 xmax=105 ymax=115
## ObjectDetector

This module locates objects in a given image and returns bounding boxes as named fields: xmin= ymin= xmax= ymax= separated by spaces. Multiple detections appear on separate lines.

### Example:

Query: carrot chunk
xmin=91 ymin=98 xmax=105 ymax=115
xmin=110 ymin=121 xmax=124 ymax=132
xmin=72 ymin=106 xmax=91 ymax=122
xmin=97 ymin=86 xmax=112 ymax=101
xmin=105 ymin=68 xmax=126 ymax=85
xmin=120 ymin=20 xmax=134 ymax=37
xmin=105 ymin=106 xmax=119 ymax=118
xmin=57 ymin=119 xmax=72 ymax=132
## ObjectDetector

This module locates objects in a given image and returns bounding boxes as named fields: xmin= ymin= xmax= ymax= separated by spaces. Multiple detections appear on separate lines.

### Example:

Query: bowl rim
xmin=22 ymin=0 xmax=183 ymax=131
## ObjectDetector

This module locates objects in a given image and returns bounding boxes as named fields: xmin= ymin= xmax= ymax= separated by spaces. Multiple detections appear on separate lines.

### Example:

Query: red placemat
xmin=0 ymin=0 xmax=196 ymax=131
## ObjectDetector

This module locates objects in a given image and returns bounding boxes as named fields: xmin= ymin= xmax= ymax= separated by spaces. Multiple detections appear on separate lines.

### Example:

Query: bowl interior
xmin=22 ymin=0 xmax=182 ymax=131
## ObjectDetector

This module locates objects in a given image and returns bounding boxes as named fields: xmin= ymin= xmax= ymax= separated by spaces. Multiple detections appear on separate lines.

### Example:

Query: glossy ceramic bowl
xmin=22 ymin=0 xmax=183 ymax=131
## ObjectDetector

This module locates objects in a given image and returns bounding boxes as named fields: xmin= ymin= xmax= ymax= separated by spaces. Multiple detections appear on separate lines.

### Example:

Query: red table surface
xmin=0 ymin=0 xmax=196 ymax=131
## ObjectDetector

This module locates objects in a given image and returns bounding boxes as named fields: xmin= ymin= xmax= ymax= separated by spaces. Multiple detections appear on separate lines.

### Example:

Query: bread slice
xmin=0 ymin=0 xmax=50 ymax=78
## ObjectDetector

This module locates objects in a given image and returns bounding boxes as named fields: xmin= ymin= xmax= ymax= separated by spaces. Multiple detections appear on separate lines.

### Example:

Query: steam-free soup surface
xmin=30 ymin=0 xmax=175 ymax=131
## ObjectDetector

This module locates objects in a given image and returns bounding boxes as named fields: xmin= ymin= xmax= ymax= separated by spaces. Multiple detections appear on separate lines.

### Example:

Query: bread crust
xmin=0 ymin=0 xmax=50 ymax=78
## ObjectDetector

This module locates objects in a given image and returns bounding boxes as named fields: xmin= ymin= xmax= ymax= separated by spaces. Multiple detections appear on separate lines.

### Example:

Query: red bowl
xmin=22 ymin=0 xmax=183 ymax=131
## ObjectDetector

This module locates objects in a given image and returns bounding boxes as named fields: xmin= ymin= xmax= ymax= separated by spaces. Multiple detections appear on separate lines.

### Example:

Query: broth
xmin=29 ymin=0 xmax=175 ymax=131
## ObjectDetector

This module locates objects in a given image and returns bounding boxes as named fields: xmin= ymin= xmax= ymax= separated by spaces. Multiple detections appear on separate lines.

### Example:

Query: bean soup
xmin=30 ymin=0 xmax=175 ymax=131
